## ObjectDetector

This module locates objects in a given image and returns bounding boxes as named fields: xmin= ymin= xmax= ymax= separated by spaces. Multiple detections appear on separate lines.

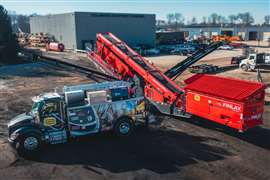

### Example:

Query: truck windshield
xmin=250 ymin=56 xmax=255 ymax=60
xmin=31 ymin=101 xmax=44 ymax=114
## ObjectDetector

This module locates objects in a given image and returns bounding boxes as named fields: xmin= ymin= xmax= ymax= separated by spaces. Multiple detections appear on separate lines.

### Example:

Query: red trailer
xmin=46 ymin=42 xmax=65 ymax=52
xmin=184 ymin=74 xmax=266 ymax=131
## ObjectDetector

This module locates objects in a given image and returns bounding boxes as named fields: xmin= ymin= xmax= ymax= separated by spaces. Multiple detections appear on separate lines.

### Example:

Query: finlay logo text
xmin=221 ymin=102 xmax=241 ymax=112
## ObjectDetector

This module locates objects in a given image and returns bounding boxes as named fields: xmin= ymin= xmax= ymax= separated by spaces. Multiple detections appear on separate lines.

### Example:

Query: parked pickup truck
xmin=8 ymin=81 xmax=147 ymax=153
xmin=239 ymin=53 xmax=270 ymax=71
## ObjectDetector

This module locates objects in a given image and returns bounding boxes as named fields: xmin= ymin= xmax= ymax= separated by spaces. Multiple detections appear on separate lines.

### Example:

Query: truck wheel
xmin=114 ymin=117 xmax=134 ymax=137
xmin=241 ymin=64 xmax=249 ymax=71
xmin=17 ymin=133 xmax=41 ymax=154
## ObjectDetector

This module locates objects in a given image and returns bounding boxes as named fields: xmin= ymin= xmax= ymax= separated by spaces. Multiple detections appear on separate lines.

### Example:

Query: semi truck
xmin=8 ymin=81 xmax=146 ymax=153
xmin=239 ymin=53 xmax=270 ymax=71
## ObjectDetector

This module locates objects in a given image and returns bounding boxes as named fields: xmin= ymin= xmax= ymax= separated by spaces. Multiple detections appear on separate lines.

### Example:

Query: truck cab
xmin=240 ymin=53 xmax=270 ymax=71
xmin=8 ymin=81 xmax=146 ymax=153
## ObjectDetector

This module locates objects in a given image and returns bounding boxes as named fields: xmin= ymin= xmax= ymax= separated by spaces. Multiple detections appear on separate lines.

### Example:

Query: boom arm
xmin=92 ymin=32 xmax=187 ymax=117
xmin=165 ymin=42 xmax=223 ymax=79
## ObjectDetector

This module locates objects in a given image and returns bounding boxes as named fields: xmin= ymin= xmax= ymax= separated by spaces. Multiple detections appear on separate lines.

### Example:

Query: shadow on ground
xmin=28 ymin=128 xmax=233 ymax=174
xmin=0 ymin=62 xmax=70 ymax=78
xmin=178 ymin=115 xmax=270 ymax=150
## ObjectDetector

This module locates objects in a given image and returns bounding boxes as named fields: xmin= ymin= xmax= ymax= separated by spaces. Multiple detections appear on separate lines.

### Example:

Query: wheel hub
xmin=24 ymin=137 xmax=38 ymax=151
xmin=119 ymin=122 xmax=130 ymax=134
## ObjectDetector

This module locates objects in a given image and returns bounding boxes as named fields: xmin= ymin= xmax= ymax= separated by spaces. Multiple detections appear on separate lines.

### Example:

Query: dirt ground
xmin=0 ymin=46 xmax=269 ymax=180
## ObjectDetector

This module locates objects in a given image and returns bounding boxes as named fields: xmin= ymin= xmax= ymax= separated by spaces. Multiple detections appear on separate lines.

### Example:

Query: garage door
xmin=263 ymin=32 xmax=270 ymax=42
xmin=249 ymin=31 xmax=258 ymax=40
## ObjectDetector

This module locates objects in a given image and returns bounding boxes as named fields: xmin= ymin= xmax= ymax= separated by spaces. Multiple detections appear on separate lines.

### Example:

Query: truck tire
xmin=17 ymin=133 xmax=41 ymax=154
xmin=241 ymin=64 xmax=249 ymax=71
xmin=114 ymin=117 xmax=134 ymax=137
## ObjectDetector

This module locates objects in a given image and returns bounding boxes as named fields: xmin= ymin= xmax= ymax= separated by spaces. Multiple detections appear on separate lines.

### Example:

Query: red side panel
xmin=185 ymin=74 xmax=266 ymax=131
xmin=242 ymin=90 xmax=265 ymax=130
xmin=186 ymin=91 xmax=244 ymax=130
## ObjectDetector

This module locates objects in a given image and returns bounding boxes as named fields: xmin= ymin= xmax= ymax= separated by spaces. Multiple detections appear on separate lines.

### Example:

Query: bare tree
xmin=264 ymin=15 xmax=270 ymax=25
xmin=174 ymin=13 xmax=180 ymax=30
xmin=209 ymin=13 xmax=219 ymax=24
xmin=191 ymin=17 xmax=197 ymax=25
xmin=166 ymin=13 xmax=184 ymax=30
xmin=237 ymin=12 xmax=254 ymax=25
xmin=166 ymin=13 xmax=174 ymax=25
xmin=219 ymin=16 xmax=227 ymax=24
xmin=17 ymin=15 xmax=30 ymax=33
xmin=201 ymin=16 xmax=207 ymax=24
xmin=0 ymin=5 xmax=18 ymax=62
xmin=217 ymin=15 xmax=222 ymax=24
xmin=174 ymin=13 xmax=185 ymax=25
xmin=228 ymin=15 xmax=237 ymax=24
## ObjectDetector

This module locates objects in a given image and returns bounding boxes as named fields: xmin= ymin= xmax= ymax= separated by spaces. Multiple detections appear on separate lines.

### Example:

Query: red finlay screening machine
xmin=88 ymin=32 xmax=266 ymax=132
xmin=185 ymin=74 xmax=266 ymax=131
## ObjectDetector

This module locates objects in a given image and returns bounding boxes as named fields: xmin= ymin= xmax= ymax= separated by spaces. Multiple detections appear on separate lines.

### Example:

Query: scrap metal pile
xmin=17 ymin=32 xmax=64 ymax=52
xmin=28 ymin=32 xmax=53 ymax=47
xmin=17 ymin=32 xmax=54 ymax=47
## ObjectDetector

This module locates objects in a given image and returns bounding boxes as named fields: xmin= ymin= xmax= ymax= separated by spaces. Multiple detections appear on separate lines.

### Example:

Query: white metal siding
xmin=30 ymin=12 xmax=155 ymax=50
xmin=263 ymin=32 xmax=270 ymax=42
xmin=30 ymin=13 xmax=77 ymax=49
xmin=75 ymin=12 xmax=155 ymax=49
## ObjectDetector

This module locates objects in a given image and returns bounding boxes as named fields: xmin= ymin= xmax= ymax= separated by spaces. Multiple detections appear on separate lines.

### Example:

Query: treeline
xmin=0 ymin=5 xmax=18 ymax=63
xmin=0 ymin=5 xmax=38 ymax=63
xmin=8 ymin=12 xmax=37 ymax=33
xmin=157 ymin=12 xmax=270 ymax=28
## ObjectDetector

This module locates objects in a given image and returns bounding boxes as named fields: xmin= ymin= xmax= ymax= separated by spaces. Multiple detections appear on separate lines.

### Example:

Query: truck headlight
xmin=9 ymin=132 xmax=19 ymax=141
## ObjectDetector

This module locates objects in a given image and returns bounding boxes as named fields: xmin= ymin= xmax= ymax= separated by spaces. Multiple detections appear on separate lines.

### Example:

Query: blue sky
xmin=1 ymin=0 xmax=269 ymax=23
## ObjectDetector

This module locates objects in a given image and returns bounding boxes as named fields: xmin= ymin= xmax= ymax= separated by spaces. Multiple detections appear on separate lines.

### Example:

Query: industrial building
xmin=156 ymin=31 xmax=188 ymax=45
xmin=30 ymin=12 xmax=156 ymax=49
xmin=180 ymin=25 xmax=270 ymax=41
